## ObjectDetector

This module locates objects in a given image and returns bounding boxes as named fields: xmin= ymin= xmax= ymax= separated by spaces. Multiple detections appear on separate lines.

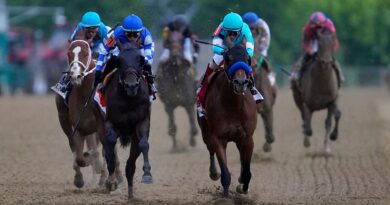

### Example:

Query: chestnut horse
xmin=291 ymin=30 xmax=341 ymax=153
xmin=197 ymin=43 xmax=257 ymax=196
xmin=103 ymin=40 xmax=153 ymax=199
xmin=252 ymin=49 xmax=276 ymax=153
xmin=156 ymin=30 xmax=198 ymax=152
xmin=54 ymin=30 xmax=112 ymax=188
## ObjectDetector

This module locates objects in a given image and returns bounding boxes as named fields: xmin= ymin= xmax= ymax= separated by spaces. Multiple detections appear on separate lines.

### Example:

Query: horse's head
xmin=317 ymin=30 xmax=335 ymax=64
xmin=223 ymin=43 xmax=252 ymax=94
xmin=67 ymin=30 xmax=94 ymax=86
xmin=167 ymin=30 xmax=184 ymax=59
xmin=117 ymin=40 xmax=145 ymax=97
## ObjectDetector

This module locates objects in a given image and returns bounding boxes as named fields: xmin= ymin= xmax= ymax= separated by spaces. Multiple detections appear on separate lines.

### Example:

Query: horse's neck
xmin=73 ymin=75 xmax=94 ymax=101
xmin=308 ymin=61 xmax=337 ymax=89
xmin=217 ymin=73 xmax=243 ymax=107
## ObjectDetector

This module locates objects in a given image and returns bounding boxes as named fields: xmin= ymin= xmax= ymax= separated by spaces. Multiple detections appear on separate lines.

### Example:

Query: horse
xmin=103 ymin=40 xmax=153 ymax=199
xmin=156 ymin=30 xmax=198 ymax=152
xmin=197 ymin=42 xmax=257 ymax=197
xmin=54 ymin=30 xmax=112 ymax=188
xmin=291 ymin=30 xmax=341 ymax=153
xmin=252 ymin=47 xmax=277 ymax=153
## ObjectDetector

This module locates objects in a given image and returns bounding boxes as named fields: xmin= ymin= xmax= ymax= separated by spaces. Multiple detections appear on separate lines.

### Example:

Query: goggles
xmin=125 ymin=31 xmax=141 ymax=38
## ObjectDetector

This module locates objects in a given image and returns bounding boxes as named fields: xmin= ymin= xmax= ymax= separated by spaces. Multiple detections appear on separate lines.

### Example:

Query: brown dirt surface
xmin=1 ymin=88 xmax=390 ymax=205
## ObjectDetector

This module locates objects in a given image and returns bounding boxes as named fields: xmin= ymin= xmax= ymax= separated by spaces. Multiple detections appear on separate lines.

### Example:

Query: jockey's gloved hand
xmin=94 ymin=70 xmax=103 ymax=88
xmin=193 ymin=53 xmax=198 ymax=64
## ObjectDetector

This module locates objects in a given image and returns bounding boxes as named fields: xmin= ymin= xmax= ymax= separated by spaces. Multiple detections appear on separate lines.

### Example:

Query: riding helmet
xmin=80 ymin=11 xmax=102 ymax=27
xmin=222 ymin=12 xmax=243 ymax=32
xmin=242 ymin=12 xmax=259 ymax=27
xmin=310 ymin=11 xmax=327 ymax=25
xmin=123 ymin=14 xmax=143 ymax=32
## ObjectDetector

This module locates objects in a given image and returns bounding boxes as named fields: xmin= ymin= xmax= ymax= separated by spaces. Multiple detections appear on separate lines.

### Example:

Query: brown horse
xmin=156 ymin=30 xmax=198 ymax=152
xmin=291 ymin=30 xmax=341 ymax=153
xmin=54 ymin=30 xmax=112 ymax=188
xmin=102 ymin=40 xmax=153 ymax=199
xmin=197 ymin=43 xmax=257 ymax=197
xmin=252 ymin=51 xmax=276 ymax=153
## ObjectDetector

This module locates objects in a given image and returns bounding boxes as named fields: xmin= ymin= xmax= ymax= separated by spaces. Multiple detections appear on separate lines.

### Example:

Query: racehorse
xmin=103 ymin=39 xmax=153 ymax=199
xmin=54 ymin=29 xmax=111 ymax=188
xmin=252 ymin=47 xmax=276 ymax=153
xmin=156 ymin=30 xmax=198 ymax=152
xmin=197 ymin=39 xmax=257 ymax=197
xmin=291 ymin=30 xmax=341 ymax=153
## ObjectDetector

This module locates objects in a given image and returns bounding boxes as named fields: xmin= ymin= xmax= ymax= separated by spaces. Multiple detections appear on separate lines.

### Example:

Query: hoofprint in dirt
xmin=0 ymin=88 xmax=390 ymax=204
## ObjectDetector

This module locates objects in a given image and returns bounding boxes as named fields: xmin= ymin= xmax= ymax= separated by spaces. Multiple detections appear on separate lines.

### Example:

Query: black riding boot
xmin=51 ymin=74 xmax=72 ymax=102
xmin=143 ymin=64 xmax=157 ymax=101
xmin=249 ymin=75 xmax=263 ymax=104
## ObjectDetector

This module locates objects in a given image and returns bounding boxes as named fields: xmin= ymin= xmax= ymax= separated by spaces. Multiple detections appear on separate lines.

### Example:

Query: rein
xmin=68 ymin=40 xmax=95 ymax=77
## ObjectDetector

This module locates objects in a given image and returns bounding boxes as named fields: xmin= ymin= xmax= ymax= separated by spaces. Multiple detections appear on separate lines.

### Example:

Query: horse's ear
xmin=75 ymin=29 xmax=86 ymax=40
xmin=241 ymin=35 xmax=247 ymax=47
xmin=116 ymin=39 xmax=123 ymax=51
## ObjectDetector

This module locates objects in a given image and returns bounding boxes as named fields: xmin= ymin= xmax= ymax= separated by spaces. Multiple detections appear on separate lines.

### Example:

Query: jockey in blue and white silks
xmin=94 ymin=14 xmax=157 ymax=101
xmin=196 ymin=12 xmax=263 ymax=118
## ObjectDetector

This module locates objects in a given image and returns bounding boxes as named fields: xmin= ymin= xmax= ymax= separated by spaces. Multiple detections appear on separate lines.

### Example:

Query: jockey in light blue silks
xmin=196 ymin=12 xmax=263 ymax=117
xmin=51 ymin=11 xmax=109 ymax=101
xmin=93 ymin=14 xmax=157 ymax=102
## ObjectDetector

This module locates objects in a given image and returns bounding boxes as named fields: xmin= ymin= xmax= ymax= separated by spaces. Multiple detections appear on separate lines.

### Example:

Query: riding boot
xmin=196 ymin=63 xmax=213 ymax=118
xmin=249 ymin=74 xmax=264 ymax=104
xmin=51 ymin=74 xmax=72 ymax=100
xmin=333 ymin=60 xmax=345 ymax=87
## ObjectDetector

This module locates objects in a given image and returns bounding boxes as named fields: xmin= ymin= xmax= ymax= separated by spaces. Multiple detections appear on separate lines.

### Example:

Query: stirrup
xmin=250 ymin=87 xmax=264 ymax=104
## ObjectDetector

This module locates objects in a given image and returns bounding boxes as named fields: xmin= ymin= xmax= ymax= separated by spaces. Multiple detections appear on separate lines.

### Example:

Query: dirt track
xmin=1 ymin=88 xmax=390 ymax=205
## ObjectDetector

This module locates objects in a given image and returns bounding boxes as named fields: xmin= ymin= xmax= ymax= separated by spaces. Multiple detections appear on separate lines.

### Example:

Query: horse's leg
xmin=72 ymin=132 xmax=87 ymax=188
xmin=260 ymin=108 xmax=274 ymax=152
xmin=114 ymin=144 xmax=124 ymax=183
xmin=94 ymin=110 xmax=108 ymax=187
xmin=136 ymin=118 xmax=153 ymax=184
xmin=126 ymin=139 xmax=141 ymax=199
xmin=86 ymin=134 xmax=102 ymax=184
xmin=236 ymin=137 xmax=254 ymax=194
xmin=303 ymin=103 xmax=313 ymax=148
xmin=214 ymin=140 xmax=230 ymax=197
xmin=324 ymin=106 xmax=333 ymax=154
xmin=165 ymin=105 xmax=178 ymax=151
xmin=209 ymin=151 xmax=220 ymax=180
xmin=103 ymin=122 xmax=119 ymax=191
xmin=184 ymin=104 xmax=198 ymax=147
xmin=330 ymin=102 xmax=341 ymax=141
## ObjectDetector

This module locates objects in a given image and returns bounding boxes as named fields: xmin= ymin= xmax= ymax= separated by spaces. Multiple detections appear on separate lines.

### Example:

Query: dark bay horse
xmin=291 ymin=30 xmax=341 ymax=153
xmin=156 ymin=30 xmax=198 ymax=152
xmin=252 ymin=49 xmax=276 ymax=153
xmin=197 ymin=43 xmax=257 ymax=197
xmin=54 ymin=32 xmax=108 ymax=188
xmin=103 ymin=40 xmax=153 ymax=199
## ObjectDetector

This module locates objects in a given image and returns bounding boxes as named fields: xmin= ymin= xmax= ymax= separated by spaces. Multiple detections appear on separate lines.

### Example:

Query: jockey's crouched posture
xmin=291 ymin=11 xmax=344 ymax=86
xmin=196 ymin=12 xmax=263 ymax=117
xmin=51 ymin=11 xmax=108 ymax=101
xmin=94 ymin=14 xmax=157 ymax=101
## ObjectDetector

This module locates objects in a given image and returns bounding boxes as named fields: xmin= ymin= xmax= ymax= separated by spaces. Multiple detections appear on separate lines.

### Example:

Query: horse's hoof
xmin=303 ymin=137 xmax=311 ymax=148
xmin=222 ymin=189 xmax=229 ymax=197
xmin=263 ymin=142 xmax=272 ymax=153
xmin=236 ymin=184 xmax=248 ymax=194
xmin=74 ymin=174 xmax=84 ymax=188
xmin=330 ymin=132 xmax=338 ymax=141
xmin=128 ymin=186 xmax=134 ymax=200
xmin=141 ymin=175 xmax=153 ymax=184
xmin=209 ymin=172 xmax=220 ymax=181
xmin=98 ymin=176 xmax=106 ymax=187
xmin=105 ymin=179 xmax=118 ymax=191
xmin=116 ymin=174 xmax=124 ymax=184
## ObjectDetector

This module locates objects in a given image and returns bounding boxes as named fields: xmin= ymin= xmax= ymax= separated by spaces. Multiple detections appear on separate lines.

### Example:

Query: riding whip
xmin=195 ymin=40 xmax=225 ymax=49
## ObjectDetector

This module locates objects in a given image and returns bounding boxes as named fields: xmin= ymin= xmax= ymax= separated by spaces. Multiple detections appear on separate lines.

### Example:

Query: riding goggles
xmin=226 ymin=30 xmax=240 ymax=37
xmin=125 ymin=31 xmax=141 ymax=38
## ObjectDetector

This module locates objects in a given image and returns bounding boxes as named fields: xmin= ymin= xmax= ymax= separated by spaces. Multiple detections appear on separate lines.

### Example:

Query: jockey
xmin=242 ymin=11 xmax=276 ymax=86
xmin=159 ymin=15 xmax=200 ymax=66
xmin=94 ymin=14 xmax=157 ymax=101
xmin=291 ymin=11 xmax=344 ymax=85
xmin=51 ymin=11 xmax=109 ymax=100
xmin=196 ymin=12 xmax=263 ymax=117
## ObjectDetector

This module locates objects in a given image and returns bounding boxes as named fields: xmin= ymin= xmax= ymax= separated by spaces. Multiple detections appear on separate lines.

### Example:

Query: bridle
xmin=68 ymin=40 xmax=95 ymax=77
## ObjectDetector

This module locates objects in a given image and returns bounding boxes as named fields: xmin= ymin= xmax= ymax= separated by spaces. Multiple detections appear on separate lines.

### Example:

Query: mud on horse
xmin=197 ymin=43 xmax=257 ymax=197
xmin=102 ymin=39 xmax=153 ymax=200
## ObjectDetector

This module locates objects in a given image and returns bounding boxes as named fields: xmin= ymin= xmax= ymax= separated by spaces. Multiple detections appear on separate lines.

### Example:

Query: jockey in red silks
xmin=196 ymin=12 xmax=263 ymax=118
xmin=291 ymin=11 xmax=344 ymax=85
